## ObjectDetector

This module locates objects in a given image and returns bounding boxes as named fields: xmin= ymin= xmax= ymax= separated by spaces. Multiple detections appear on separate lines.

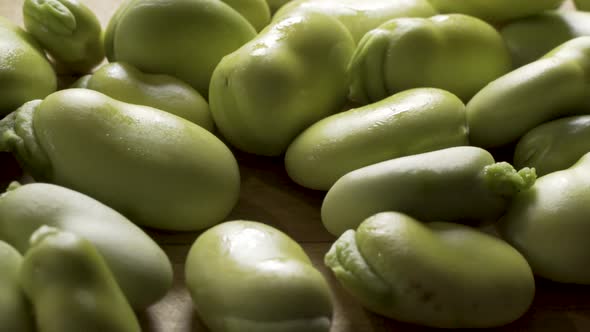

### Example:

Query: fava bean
xmin=186 ymin=221 xmax=333 ymax=332
xmin=326 ymin=212 xmax=535 ymax=328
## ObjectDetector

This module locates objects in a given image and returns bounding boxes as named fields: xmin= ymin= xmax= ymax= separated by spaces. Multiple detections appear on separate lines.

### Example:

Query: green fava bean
xmin=348 ymin=14 xmax=511 ymax=104
xmin=501 ymin=11 xmax=590 ymax=68
xmin=499 ymin=152 xmax=590 ymax=284
xmin=73 ymin=62 xmax=214 ymax=131
xmin=514 ymin=115 xmax=590 ymax=176
xmin=105 ymin=0 xmax=256 ymax=96
xmin=325 ymin=212 xmax=535 ymax=328
xmin=221 ymin=0 xmax=271 ymax=31
xmin=285 ymin=88 xmax=468 ymax=191
xmin=322 ymin=146 xmax=536 ymax=236
xmin=0 ymin=17 xmax=56 ymax=117
xmin=186 ymin=220 xmax=333 ymax=332
xmin=0 ymin=241 xmax=34 ymax=332
xmin=426 ymin=0 xmax=563 ymax=23
xmin=23 ymin=0 xmax=104 ymax=74
xmin=0 ymin=182 xmax=172 ymax=310
xmin=267 ymin=0 xmax=292 ymax=13
xmin=20 ymin=226 xmax=141 ymax=332
xmin=209 ymin=11 xmax=355 ymax=156
xmin=274 ymin=0 xmax=437 ymax=43
xmin=575 ymin=0 xmax=590 ymax=11
xmin=103 ymin=0 xmax=130 ymax=60
xmin=467 ymin=36 xmax=590 ymax=148
xmin=0 ymin=89 xmax=240 ymax=231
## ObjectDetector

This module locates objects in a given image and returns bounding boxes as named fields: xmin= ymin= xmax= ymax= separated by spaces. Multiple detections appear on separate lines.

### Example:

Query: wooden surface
xmin=1 ymin=1 xmax=589 ymax=331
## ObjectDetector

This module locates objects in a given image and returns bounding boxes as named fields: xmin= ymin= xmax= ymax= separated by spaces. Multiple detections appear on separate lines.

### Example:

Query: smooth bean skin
xmin=0 ymin=182 xmax=173 ymax=310
xmin=322 ymin=146 xmax=536 ymax=236
xmin=501 ymin=11 xmax=590 ymax=68
xmin=285 ymin=88 xmax=468 ymax=191
xmin=221 ymin=0 xmax=271 ymax=31
xmin=274 ymin=0 xmax=437 ymax=43
xmin=499 ymin=153 xmax=590 ymax=284
xmin=514 ymin=116 xmax=590 ymax=176
xmin=467 ymin=37 xmax=590 ymax=148
xmin=348 ymin=14 xmax=510 ymax=104
xmin=185 ymin=221 xmax=333 ymax=332
xmin=267 ymin=0 xmax=292 ymax=13
xmin=209 ymin=11 xmax=355 ymax=156
xmin=105 ymin=0 xmax=256 ymax=96
xmin=0 ymin=89 xmax=240 ymax=231
xmin=20 ymin=227 xmax=141 ymax=332
xmin=575 ymin=0 xmax=590 ymax=11
xmin=325 ymin=212 xmax=535 ymax=328
xmin=0 ymin=241 xmax=34 ymax=332
xmin=73 ymin=62 xmax=214 ymax=131
xmin=427 ymin=0 xmax=563 ymax=23
xmin=0 ymin=17 xmax=56 ymax=117
xmin=103 ymin=0 xmax=131 ymax=60
xmin=23 ymin=0 xmax=104 ymax=73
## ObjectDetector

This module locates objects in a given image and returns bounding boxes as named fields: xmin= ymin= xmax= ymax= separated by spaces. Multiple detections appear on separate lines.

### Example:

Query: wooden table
xmin=1 ymin=1 xmax=589 ymax=331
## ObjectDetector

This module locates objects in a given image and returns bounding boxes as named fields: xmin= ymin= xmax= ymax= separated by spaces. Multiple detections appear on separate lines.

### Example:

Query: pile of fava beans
xmin=1 ymin=0 xmax=590 ymax=331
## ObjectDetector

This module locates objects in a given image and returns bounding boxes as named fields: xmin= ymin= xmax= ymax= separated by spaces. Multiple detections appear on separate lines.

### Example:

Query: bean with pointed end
xmin=0 ymin=182 xmax=173 ymax=310
xmin=499 ymin=152 xmax=590 ymax=284
xmin=322 ymin=146 xmax=536 ymax=236
xmin=0 ymin=89 xmax=240 ymax=231
xmin=326 ymin=212 xmax=535 ymax=328
xmin=73 ymin=62 xmax=213 ymax=131
xmin=23 ymin=0 xmax=104 ymax=73
xmin=467 ymin=36 xmax=590 ymax=148
xmin=20 ymin=226 xmax=141 ymax=332
xmin=285 ymin=88 xmax=468 ymax=191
